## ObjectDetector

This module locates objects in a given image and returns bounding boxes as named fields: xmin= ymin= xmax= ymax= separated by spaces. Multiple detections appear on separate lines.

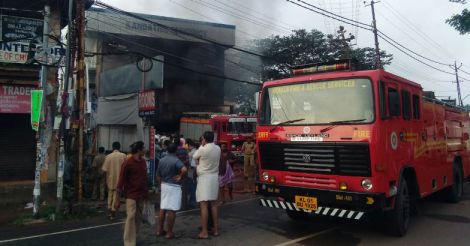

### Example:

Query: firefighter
xmin=241 ymin=136 xmax=256 ymax=192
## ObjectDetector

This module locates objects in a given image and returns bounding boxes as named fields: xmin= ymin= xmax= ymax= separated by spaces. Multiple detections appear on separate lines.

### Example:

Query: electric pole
xmin=33 ymin=4 xmax=50 ymax=218
xmin=76 ymin=0 xmax=86 ymax=201
xmin=56 ymin=0 xmax=74 ymax=214
xmin=451 ymin=61 xmax=463 ymax=107
xmin=366 ymin=1 xmax=381 ymax=69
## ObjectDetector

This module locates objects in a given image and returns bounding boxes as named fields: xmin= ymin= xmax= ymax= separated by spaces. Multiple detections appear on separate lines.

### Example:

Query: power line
xmin=88 ymin=51 xmax=261 ymax=86
xmin=94 ymin=1 xmax=272 ymax=61
xmin=375 ymin=8 xmax=451 ymax=65
xmin=287 ymin=0 xmax=457 ymax=76
xmin=378 ymin=33 xmax=455 ymax=75
xmin=296 ymin=0 xmax=371 ymax=28
xmin=382 ymin=1 xmax=456 ymax=61
xmin=285 ymin=0 xmax=373 ymax=32
xmin=85 ymin=23 xmax=261 ymax=86
xmin=377 ymin=30 xmax=451 ymax=67
xmin=86 ymin=13 xmax=262 ymax=75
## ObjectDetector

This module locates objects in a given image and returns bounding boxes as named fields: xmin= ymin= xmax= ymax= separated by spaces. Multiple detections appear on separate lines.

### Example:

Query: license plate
xmin=295 ymin=195 xmax=318 ymax=211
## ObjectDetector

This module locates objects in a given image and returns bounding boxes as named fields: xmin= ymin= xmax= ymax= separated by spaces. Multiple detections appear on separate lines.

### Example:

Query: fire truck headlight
xmin=361 ymin=179 xmax=373 ymax=191
xmin=262 ymin=172 xmax=269 ymax=181
xmin=269 ymin=176 xmax=276 ymax=184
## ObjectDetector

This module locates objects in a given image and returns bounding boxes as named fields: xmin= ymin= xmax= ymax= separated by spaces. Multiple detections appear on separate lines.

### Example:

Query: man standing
xmin=102 ymin=142 xmax=126 ymax=220
xmin=156 ymin=143 xmax=187 ymax=239
xmin=92 ymin=147 xmax=106 ymax=201
xmin=115 ymin=141 xmax=148 ymax=246
xmin=194 ymin=131 xmax=221 ymax=238
xmin=175 ymin=139 xmax=189 ymax=210
xmin=241 ymin=137 xmax=256 ymax=192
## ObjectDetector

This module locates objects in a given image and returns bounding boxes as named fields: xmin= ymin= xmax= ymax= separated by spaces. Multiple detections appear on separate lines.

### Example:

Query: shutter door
xmin=0 ymin=114 xmax=36 ymax=181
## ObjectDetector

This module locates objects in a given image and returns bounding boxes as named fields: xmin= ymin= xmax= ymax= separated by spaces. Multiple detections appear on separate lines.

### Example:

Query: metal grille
xmin=259 ymin=142 xmax=371 ymax=177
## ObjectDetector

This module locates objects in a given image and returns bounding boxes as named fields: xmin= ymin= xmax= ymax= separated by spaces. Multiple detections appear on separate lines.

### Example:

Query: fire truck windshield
xmin=259 ymin=78 xmax=374 ymax=125
xmin=228 ymin=121 xmax=256 ymax=134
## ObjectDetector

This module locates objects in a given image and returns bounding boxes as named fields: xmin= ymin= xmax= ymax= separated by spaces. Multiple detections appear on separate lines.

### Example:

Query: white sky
xmin=101 ymin=0 xmax=470 ymax=103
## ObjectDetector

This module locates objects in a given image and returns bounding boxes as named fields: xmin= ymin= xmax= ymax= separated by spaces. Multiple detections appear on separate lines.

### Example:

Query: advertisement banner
xmin=138 ymin=90 xmax=159 ymax=117
xmin=0 ymin=85 xmax=35 ymax=113
xmin=31 ymin=90 xmax=43 ymax=131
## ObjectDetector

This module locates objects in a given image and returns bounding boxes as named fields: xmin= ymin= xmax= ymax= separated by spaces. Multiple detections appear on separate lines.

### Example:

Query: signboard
xmin=1 ymin=15 xmax=43 ymax=41
xmin=0 ymin=85 xmax=35 ymax=113
xmin=31 ymin=90 xmax=43 ymax=131
xmin=0 ymin=15 xmax=65 ymax=65
xmin=138 ymin=90 xmax=158 ymax=117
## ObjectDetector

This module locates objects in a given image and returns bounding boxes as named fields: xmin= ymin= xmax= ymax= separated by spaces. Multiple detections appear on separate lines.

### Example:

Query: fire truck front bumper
xmin=255 ymin=182 xmax=389 ymax=220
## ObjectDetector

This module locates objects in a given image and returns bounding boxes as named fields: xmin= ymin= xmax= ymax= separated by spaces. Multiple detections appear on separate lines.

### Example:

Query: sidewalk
xmin=0 ymin=163 xmax=257 ymax=230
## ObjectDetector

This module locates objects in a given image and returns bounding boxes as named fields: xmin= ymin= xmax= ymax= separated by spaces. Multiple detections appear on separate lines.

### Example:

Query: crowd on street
xmin=89 ymin=131 xmax=257 ymax=246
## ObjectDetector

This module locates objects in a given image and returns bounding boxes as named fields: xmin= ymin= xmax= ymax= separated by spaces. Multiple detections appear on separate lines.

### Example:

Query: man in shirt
xmin=102 ymin=142 xmax=126 ymax=220
xmin=241 ymin=137 xmax=256 ymax=192
xmin=92 ymin=147 xmax=106 ymax=201
xmin=156 ymin=143 xmax=187 ymax=239
xmin=115 ymin=141 xmax=148 ymax=246
xmin=194 ymin=131 xmax=221 ymax=238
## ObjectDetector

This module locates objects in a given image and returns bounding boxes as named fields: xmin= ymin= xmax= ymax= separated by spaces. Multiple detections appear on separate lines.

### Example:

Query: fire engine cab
xmin=255 ymin=60 xmax=470 ymax=236
xmin=179 ymin=112 xmax=257 ymax=156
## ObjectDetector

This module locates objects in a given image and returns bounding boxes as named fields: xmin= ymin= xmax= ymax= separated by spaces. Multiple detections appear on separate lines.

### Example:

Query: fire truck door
xmin=381 ymin=82 xmax=407 ymax=174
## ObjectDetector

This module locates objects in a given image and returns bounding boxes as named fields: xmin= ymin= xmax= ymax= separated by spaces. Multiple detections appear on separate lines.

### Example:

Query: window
xmin=379 ymin=81 xmax=386 ymax=119
xmin=388 ymin=88 xmax=401 ymax=117
xmin=222 ymin=124 xmax=227 ymax=132
xmin=259 ymin=78 xmax=374 ymax=125
xmin=413 ymin=95 xmax=420 ymax=119
xmin=402 ymin=90 xmax=411 ymax=120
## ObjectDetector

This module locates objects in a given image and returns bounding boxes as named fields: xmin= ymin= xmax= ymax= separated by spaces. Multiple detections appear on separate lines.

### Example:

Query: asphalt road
xmin=1 ymin=184 xmax=470 ymax=246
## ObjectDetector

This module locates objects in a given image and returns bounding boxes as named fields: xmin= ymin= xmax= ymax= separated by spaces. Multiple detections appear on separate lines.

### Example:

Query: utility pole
xmin=33 ymin=4 xmax=50 ymax=218
xmin=366 ymin=1 xmax=381 ymax=69
xmin=76 ymin=0 xmax=86 ymax=201
xmin=451 ymin=61 xmax=463 ymax=107
xmin=56 ymin=0 xmax=74 ymax=214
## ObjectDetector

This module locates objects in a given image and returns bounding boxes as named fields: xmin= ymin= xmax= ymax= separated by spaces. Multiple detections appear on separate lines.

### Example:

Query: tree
xmin=447 ymin=0 xmax=470 ymax=34
xmin=255 ymin=28 xmax=393 ymax=81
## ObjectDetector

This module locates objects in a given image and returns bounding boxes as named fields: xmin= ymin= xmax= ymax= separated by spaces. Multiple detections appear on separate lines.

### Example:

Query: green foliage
xmin=447 ymin=0 xmax=470 ymax=34
xmin=446 ymin=9 xmax=470 ymax=34
xmin=254 ymin=28 xmax=393 ymax=81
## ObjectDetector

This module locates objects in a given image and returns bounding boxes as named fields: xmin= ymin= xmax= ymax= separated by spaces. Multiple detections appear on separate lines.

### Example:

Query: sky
xmin=100 ymin=0 xmax=470 ymax=104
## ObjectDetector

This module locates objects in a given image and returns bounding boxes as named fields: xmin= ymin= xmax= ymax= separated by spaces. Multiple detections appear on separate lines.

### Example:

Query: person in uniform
xmin=241 ymin=137 xmax=256 ymax=192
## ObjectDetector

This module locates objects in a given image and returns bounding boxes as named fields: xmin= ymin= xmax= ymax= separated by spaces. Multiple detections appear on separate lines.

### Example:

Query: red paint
xmin=257 ymin=69 xmax=470 ymax=204
xmin=0 ymin=85 xmax=35 ymax=113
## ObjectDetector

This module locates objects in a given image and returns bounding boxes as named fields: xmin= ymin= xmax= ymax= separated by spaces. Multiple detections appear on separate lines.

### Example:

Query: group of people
xmin=88 ymin=131 xmax=257 ymax=246
xmin=156 ymin=131 xmax=234 ymax=239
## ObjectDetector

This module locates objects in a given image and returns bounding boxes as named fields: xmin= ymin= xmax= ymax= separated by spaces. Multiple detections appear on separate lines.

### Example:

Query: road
xmin=1 ymin=184 xmax=470 ymax=246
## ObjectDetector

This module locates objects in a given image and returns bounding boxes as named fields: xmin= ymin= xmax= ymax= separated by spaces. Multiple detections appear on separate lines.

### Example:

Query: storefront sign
xmin=138 ymin=90 xmax=158 ymax=117
xmin=1 ymin=16 xmax=65 ymax=65
xmin=0 ymin=85 xmax=34 ymax=113
xmin=31 ymin=90 xmax=43 ymax=131
xmin=1 ymin=15 xmax=43 ymax=41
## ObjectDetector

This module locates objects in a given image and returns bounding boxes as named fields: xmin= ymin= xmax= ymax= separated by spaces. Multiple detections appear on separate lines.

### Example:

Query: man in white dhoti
xmin=194 ymin=131 xmax=221 ymax=239
xmin=156 ymin=143 xmax=187 ymax=239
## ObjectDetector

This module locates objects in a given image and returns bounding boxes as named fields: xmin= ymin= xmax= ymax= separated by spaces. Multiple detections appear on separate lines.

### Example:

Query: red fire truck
xmin=255 ymin=60 xmax=470 ymax=236
xmin=180 ymin=112 xmax=257 ymax=156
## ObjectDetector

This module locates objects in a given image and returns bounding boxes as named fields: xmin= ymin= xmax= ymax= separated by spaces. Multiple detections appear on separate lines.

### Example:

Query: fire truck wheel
xmin=445 ymin=166 xmax=463 ymax=203
xmin=386 ymin=179 xmax=410 ymax=237
xmin=286 ymin=210 xmax=309 ymax=221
